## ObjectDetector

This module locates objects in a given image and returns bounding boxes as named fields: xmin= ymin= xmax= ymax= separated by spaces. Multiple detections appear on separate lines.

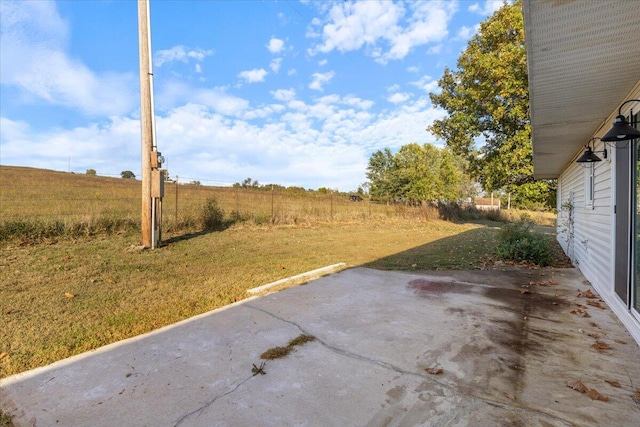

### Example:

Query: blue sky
xmin=0 ymin=0 xmax=506 ymax=191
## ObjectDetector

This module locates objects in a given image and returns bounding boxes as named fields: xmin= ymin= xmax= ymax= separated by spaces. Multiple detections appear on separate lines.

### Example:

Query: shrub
xmin=495 ymin=221 xmax=553 ymax=266
xmin=200 ymin=197 xmax=225 ymax=231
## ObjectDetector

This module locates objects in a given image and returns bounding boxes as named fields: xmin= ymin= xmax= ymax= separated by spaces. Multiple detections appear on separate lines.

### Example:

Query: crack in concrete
xmin=172 ymin=375 xmax=254 ymax=427
xmin=245 ymin=303 xmax=576 ymax=427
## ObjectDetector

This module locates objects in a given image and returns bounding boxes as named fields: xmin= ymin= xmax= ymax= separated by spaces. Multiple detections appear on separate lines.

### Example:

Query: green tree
xmin=120 ymin=170 xmax=135 ymax=179
xmin=428 ymin=0 xmax=553 ymax=209
xmin=86 ymin=169 xmax=96 ymax=176
xmin=366 ymin=148 xmax=397 ymax=202
xmin=366 ymin=143 xmax=468 ymax=204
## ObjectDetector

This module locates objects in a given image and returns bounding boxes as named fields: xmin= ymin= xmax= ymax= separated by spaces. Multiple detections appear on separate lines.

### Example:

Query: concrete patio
xmin=1 ymin=267 xmax=639 ymax=426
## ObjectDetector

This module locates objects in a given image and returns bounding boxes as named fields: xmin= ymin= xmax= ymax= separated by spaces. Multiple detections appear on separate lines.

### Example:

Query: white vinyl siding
xmin=557 ymin=138 xmax=613 ymax=292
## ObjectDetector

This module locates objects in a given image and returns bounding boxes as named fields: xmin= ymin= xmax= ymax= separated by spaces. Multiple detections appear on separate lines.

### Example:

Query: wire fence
xmin=0 ymin=168 xmax=423 ymax=235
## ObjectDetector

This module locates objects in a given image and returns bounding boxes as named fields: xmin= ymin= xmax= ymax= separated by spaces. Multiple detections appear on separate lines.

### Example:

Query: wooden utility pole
xmin=138 ymin=0 xmax=153 ymax=248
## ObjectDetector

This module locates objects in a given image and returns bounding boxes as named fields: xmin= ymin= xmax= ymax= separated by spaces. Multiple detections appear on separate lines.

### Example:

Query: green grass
xmin=0 ymin=218 xmax=568 ymax=379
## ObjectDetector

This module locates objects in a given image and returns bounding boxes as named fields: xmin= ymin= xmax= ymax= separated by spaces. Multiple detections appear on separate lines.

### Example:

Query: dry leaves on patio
xmin=592 ymin=341 xmax=612 ymax=352
xmin=586 ymin=300 xmax=605 ymax=309
xmin=425 ymin=367 xmax=443 ymax=375
xmin=605 ymin=380 xmax=621 ymax=388
xmin=566 ymin=379 xmax=609 ymax=402
xmin=570 ymin=308 xmax=591 ymax=318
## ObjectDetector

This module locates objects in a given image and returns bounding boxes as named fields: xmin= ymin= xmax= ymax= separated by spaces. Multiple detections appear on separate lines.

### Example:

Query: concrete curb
xmin=247 ymin=262 xmax=347 ymax=294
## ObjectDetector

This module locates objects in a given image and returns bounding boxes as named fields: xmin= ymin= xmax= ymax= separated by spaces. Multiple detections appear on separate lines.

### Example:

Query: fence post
xmin=235 ymin=186 xmax=239 ymax=214
xmin=330 ymin=190 xmax=334 ymax=220
xmin=175 ymin=175 xmax=178 ymax=225
xmin=271 ymin=184 xmax=274 ymax=222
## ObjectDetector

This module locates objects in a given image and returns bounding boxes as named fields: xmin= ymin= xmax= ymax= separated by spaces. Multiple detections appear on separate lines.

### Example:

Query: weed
xmin=200 ymin=197 xmax=225 ymax=231
xmin=251 ymin=361 xmax=267 ymax=376
xmin=288 ymin=334 xmax=316 ymax=347
xmin=495 ymin=221 xmax=554 ymax=266
xmin=260 ymin=346 xmax=291 ymax=360
xmin=0 ymin=410 xmax=14 ymax=427
xmin=259 ymin=334 xmax=317 ymax=361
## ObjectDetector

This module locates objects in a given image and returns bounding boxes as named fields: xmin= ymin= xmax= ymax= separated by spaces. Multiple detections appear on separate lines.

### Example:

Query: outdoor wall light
xmin=576 ymin=138 xmax=606 ymax=163
xmin=601 ymin=99 xmax=640 ymax=142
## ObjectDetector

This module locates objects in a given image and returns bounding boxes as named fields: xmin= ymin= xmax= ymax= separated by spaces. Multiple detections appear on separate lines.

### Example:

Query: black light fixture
xmin=601 ymin=99 xmax=640 ymax=142
xmin=576 ymin=138 xmax=607 ymax=163
xmin=577 ymin=146 xmax=601 ymax=163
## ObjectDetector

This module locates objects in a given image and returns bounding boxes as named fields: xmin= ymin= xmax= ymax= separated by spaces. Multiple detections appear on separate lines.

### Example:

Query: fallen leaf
xmin=570 ymin=309 xmax=578 ymax=314
xmin=592 ymin=341 xmax=612 ymax=352
xmin=520 ymin=289 xmax=530 ymax=294
xmin=614 ymin=339 xmax=628 ymax=345
xmin=567 ymin=379 xmax=588 ymax=393
xmin=581 ymin=310 xmax=591 ymax=318
xmin=425 ymin=367 xmax=443 ymax=375
xmin=585 ymin=289 xmax=597 ymax=299
xmin=605 ymin=380 xmax=621 ymax=388
xmin=65 ymin=292 xmax=75 ymax=299
xmin=0 ymin=352 xmax=7 ymax=360
xmin=634 ymin=389 xmax=640 ymax=403
xmin=587 ymin=333 xmax=601 ymax=339
xmin=587 ymin=388 xmax=609 ymax=402
xmin=589 ymin=322 xmax=599 ymax=328
xmin=505 ymin=393 xmax=516 ymax=400
xmin=555 ymin=291 xmax=565 ymax=297
xmin=587 ymin=301 xmax=605 ymax=309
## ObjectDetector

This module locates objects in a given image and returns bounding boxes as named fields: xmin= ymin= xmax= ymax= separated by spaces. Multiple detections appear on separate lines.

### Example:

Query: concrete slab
xmin=1 ymin=267 xmax=639 ymax=426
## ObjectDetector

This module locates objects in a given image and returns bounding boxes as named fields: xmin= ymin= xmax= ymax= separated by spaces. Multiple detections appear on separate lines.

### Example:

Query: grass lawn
xmin=0 ymin=218 xmax=565 ymax=379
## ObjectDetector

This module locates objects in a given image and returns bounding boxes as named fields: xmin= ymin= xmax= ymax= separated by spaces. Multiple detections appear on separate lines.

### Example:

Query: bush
xmin=201 ymin=197 xmax=225 ymax=231
xmin=495 ymin=221 xmax=553 ymax=266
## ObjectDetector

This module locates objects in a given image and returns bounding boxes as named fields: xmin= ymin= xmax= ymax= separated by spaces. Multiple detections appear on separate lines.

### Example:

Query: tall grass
xmin=0 ymin=166 xmax=555 ymax=242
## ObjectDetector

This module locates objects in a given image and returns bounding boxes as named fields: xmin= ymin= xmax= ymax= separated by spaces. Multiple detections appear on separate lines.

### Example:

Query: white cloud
xmin=195 ymin=64 xmax=202 ymax=73
xmin=154 ymin=45 xmax=214 ymax=67
xmin=0 ymin=0 xmax=136 ymax=116
xmin=307 ymin=0 xmax=457 ymax=64
xmin=388 ymin=92 xmax=411 ymax=104
xmin=468 ymin=0 xmax=507 ymax=16
xmin=271 ymin=88 xmax=296 ymax=102
xmin=155 ymin=80 xmax=249 ymax=116
xmin=270 ymin=58 xmax=282 ymax=73
xmin=457 ymin=24 xmax=480 ymax=40
xmin=318 ymin=59 xmax=328 ymax=66
xmin=1 ymin=89 xmax=448 ymax=190
xmin=0 ymin=116 xmax=140 ymax=175
xmin=410 ymin=75 xmax=439 ymax=93
xmin=309 ymin=71 xmax=335 ymax=92
xmin=238 ymin=68 xmax=268 ymax=84
xmin=266 ymin=37 xmax=284 ymax=54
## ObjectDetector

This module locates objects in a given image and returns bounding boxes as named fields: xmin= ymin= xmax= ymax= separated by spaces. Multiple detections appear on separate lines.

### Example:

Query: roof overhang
xmin=523 ymin=0 xmax=640 ymax=179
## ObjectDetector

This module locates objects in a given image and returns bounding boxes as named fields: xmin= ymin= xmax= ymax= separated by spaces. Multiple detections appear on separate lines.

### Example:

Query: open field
xmin=0 ymin=165 xmax=556 ymax=241
xmin=0 ymin=165 xmax=430 ymax=230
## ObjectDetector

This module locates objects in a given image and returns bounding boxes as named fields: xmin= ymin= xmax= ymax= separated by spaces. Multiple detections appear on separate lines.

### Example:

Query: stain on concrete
xmin=407 ymin=279 xmax=473 ymax=296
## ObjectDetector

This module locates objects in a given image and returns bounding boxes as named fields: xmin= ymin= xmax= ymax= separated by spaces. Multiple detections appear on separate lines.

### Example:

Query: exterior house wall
xmin=557 ymin=138 xmax=613 ymax=290
xmin=556 ymin=85 xmax=640 ymax=345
